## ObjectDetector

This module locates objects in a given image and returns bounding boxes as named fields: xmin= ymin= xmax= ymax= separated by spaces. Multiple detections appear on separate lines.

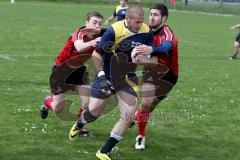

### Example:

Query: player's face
xmin=126 ymin=15 xmax=144 ymax=33
xmin=149 ymin=9 xmax=165 ymax=29
xmin=120 ymin=0 xmax=127 ymax=6
xmin=86 ymin=16 xmax=103 ymax=29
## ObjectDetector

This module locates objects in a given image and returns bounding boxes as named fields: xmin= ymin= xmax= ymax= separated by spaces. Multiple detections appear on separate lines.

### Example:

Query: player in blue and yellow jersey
xmin=104 ymin=0 xmax=128 ymax=25
xmin=69 ymin=5 xmax=153 ymax=160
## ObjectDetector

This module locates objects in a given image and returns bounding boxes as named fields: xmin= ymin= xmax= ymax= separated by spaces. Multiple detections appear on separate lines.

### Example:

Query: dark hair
xmin=150 ymin=3 xmax=168 ymax=18
xmin=86 ymin=11 xmax=104 ymax=21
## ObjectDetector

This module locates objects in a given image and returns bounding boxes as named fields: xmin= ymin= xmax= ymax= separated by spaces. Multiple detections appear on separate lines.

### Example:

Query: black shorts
xmin=90 ymin=73 xmax=138 ymax=99
xmin=142 ymin=68 xmax=178 ymax=100
xmin=52 ymin=65 xmax=88 ymax=85
xmin=50 ymin=65 xmax=88 ymax=94
xmin=236 ymin=33 xmax=240 ymax=43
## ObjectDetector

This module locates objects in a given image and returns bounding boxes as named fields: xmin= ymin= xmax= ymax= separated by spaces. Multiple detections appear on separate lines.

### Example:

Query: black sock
xmin=76 ymin=119 xmax=85 ymax=129
xmin=100 ymin=137 xmax=119 ymax=154
xmin=232 ymin=52 xmax=238 ymax=58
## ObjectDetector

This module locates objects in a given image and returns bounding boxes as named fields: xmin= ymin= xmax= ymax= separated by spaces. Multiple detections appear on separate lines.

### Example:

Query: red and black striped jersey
xmin=153 ymin=24 xmax=179 ymax=76
xmin=54 ymin=26 xmax=95 ymax=66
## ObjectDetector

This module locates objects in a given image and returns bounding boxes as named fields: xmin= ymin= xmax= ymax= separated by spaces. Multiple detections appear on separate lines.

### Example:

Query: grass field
xmin=1 ymin=1 xmax=240 ymax=160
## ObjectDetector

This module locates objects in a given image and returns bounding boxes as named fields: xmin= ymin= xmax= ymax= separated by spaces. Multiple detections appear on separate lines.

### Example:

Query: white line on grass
xmin=0 ymin=54 xmax=15 ymax=61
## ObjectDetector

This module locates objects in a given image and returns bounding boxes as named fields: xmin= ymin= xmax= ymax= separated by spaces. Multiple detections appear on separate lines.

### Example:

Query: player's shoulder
xmin=111 ymin=20 xmax=124 ymax=27
xmin=111 ymin=20 xmax=125 ymax=33
xmin=163 ymin=25 xmax=174 ymax=34
xmin=72 ymin=26 xmax=85 ymax=36
xmin=164 ymin=25 xmax=178 ymax=44
xmin=115 ymin=5 xmax=122 ymax=12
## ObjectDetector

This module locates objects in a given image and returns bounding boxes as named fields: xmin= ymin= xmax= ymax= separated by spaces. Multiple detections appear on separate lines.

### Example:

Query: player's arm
xmin=151 ymin=41 xmax=173 ymax=55
xmin=105 ymin=15 xmax=116 ymax=25
xmin=133 ymin=32 xmax=158 ymax=64
xmin=96 ymin=27 xmax=115 ymax=55
xmin=104 ymin=8 xmax=117 ymax=25
xmin=74 ymin=37 xmax=101 ymax=54
xmin=136 ymin=40 xmax=173 ymax=55
xmin=92 ymin=50 xmax=103 ymax=72
xmin=72 ymin=27 xmax=102 ymax=54
xmin=94 ymin=27 xmax=115 ymax=95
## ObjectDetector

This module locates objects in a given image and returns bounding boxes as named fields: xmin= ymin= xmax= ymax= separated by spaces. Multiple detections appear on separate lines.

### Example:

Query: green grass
xmin=1 ymin=1 xmax=240 ymax=160
xmin=4 ymin=0 xmax=240 ymax=15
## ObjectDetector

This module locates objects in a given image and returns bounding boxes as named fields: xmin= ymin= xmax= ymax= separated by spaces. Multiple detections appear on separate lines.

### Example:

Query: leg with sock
xmin=69 ymin=107 xmax=99 ymax=140
xmin=98 ymin=91 xmax=137 ymax=158
xmin=100 ymin=132 xmax=123 ymax=155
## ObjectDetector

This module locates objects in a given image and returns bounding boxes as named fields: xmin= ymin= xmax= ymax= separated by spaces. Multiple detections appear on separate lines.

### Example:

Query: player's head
xmin=125 ymin=5 xmax=144 ymax=33
xmin=85 ymin=11 xmax=104 ymax=29
xmin=119 ymin=0 xmax=128 ymax=6
xmin=149 ymin=3 xmax=168 ymax=29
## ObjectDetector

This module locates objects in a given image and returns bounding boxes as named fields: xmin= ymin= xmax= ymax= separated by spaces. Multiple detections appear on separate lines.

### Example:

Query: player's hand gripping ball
xmin=131 ymin=48 xmax=150 ymax=63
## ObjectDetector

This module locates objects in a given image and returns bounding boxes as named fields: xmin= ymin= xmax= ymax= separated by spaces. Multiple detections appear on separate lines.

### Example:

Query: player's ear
xmin=125 ymin=16 xmax=130 ymax=23
xmin=162 ymin=15 xmax=167 ymax=23
xmin=85 ymin=20 xmax=89 ymax=26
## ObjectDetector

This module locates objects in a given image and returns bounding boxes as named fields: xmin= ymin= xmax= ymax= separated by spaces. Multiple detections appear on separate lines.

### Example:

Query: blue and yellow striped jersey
xmin=113 ymin=5 xmax=128 ymax=21
xmin=96 ymin=20 xmax=154 ymax=80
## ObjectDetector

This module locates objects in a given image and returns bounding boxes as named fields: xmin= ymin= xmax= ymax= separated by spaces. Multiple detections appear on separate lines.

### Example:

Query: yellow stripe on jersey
xmin=125 ymin=76 xmax=139 ymax=96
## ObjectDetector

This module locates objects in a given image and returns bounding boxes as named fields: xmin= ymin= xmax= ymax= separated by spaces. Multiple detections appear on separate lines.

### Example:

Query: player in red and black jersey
xmin=40 ymin=12 xmax=104 ymax=131
xmin=133 ymin=3 xmax=179 ymax=150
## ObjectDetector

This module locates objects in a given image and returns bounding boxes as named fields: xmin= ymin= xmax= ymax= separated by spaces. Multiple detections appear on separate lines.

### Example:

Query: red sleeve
xmin=163 ymin=26 xmax=173 ymax=41
xmin=72 ymin=29 xmax=85 ymax=42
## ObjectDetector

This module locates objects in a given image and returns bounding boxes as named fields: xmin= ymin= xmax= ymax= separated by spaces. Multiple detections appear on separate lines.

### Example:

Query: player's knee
xmin=140 ymin=97 xmax=161 ymax=111
xmin=82 ymin=108 xmax=98 ymax=123
xmin=141 ymin=99 xmax=154 ymax=111
xmin=81 ymin=101 xmax=89 ymax=110
xmin=51 ymin=103 xmax=64 ymax=112
xmin=234 ymin=42 xmax=240 ymax=48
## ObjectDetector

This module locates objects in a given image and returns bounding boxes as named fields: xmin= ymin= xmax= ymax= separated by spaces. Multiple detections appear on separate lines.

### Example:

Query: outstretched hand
xmin=81 ymin=27 xmax=101 ymax=36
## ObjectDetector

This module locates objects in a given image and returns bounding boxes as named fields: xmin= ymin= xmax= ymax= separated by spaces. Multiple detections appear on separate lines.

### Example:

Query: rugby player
xmin=104 ymin=0 xmax=128 ymax=25
xmin=229 ymin=23 xmax=240 ymax=60
xmin=40 ymin=11 xmax=104 ymax=125
xmin=69 ymin=5 xmax=154 ymax=160
xmin=133 ymin=3 xmax=179 ymax=150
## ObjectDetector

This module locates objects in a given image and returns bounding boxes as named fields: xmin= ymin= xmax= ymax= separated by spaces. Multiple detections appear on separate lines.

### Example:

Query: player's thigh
xmin=141 ymin=83 xmax=156 ymax=98
xmin=75 ymin=85 xmax=91 ymax=96
xmin=116 ymin=91 xmax=137 ymax=121
xmin=234 ymin=41 xmax=240 ymax=48
xmin=155 ymin=71 xmax=177 ymax=98
xmin=52 ymin=94 xmax=65 ymax=103
xmin=75 ymin=85 xmax=91 ymax=105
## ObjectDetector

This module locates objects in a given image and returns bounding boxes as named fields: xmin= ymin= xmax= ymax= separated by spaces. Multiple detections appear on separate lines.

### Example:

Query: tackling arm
xmin=74 ymin=37 xmax=101 ymax=54
xmin=92 ymin=50 xmax=103 ymax=72
xmin=151 ymin=41 xmax=173 ymax=55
